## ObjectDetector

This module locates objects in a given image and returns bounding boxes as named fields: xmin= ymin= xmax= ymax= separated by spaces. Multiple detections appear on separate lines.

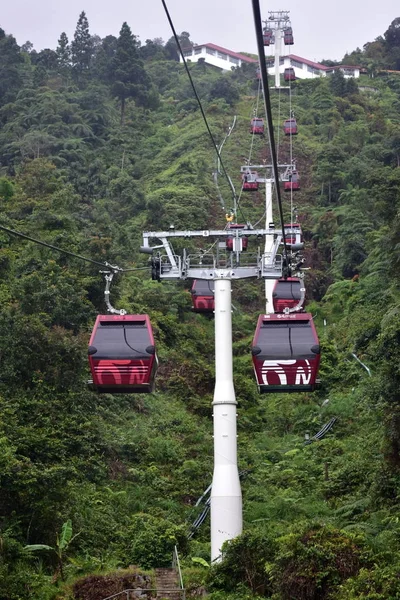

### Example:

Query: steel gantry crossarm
xmin=141 ymin=228 xmax=289 ymax=281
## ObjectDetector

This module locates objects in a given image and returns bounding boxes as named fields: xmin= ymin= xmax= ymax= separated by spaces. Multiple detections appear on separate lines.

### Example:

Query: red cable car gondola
xmin=191 ymin=280 xmax=214 ymax=313
xmin=263 ymin=30 xmax=273 ymax=46
xmin=284 ymin=170 xmax=300 ymax=192
xmin=242 ymin=171 xmax=259 ymax=191
xmin=88 ymin=315 xmax=158 ymax=393
xmin=284 ymin=67 xmax=296 ymax=81
xmin=252 ymin=313 xmax=320 ymax=393
xmin=250 ymin=117 xmax=264 ymax=135
xmin=284 ymin=27 xmax=294 ymax=45
xmin=272 ymin=277 xmax=303 ymax=313
xmin=226 ymin=223 xmax=248 ymax=252
xmin=284 ymin=222 xmax=303 ymax=245
xmin=284 ymin=118 xmax=298 ymax=135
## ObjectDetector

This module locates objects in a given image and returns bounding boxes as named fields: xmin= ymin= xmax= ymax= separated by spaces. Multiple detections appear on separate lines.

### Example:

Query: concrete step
xmin=154 ymin=568 xmax=182 ymax=600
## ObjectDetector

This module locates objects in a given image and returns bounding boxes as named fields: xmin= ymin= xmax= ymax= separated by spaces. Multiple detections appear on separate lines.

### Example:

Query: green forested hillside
xmin=1 ymin=12 xmax=400 ymax=600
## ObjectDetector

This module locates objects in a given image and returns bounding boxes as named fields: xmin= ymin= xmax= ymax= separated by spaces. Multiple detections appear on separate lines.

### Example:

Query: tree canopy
xmin=0 ymin=11 xmax=400 ymax=600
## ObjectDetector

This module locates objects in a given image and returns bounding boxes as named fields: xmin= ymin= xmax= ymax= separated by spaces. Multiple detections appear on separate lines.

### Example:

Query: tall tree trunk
xmin=120 ymin=97 xmax=126 ymax=126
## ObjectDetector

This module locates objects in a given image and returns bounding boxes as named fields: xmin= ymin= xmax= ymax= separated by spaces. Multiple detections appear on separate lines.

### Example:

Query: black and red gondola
xmin=263 ymin=29 xmax=273 ymax=46
xmin=88 ymin=314 xmax=158 ymax=393
xmin=242 ymin=171 xmax=259 ymax=192
xmin=284 ymin=27 xmax=294 ymax=45
xmin=284 ymin=67 xmax=296 ymax=81
xmin=252 ymin=313 xmax=320 ymax=393
xmin=250 ymin=117 xmax=264 ymax=135
xmin=284 ymin=118 xmax=298 ymax=135
xmin=273 ymin=277 xmax=303 ymax=313
xmin=191 ymin=280 xmax=214 ymax=313
xmin=226 ymin=223 xmax=249 ymax=252
xmin=284 ymin=222 xmax=303 ymax=245
xmin=284 ymin=170 xmax=300 ymax=191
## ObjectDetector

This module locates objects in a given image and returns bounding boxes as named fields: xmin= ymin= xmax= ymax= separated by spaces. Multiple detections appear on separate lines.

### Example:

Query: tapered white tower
xmin=210 ymin=277 xmax=242 ymax=561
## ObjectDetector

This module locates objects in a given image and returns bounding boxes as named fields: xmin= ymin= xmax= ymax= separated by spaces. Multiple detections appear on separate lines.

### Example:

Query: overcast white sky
xmin=1 ymin=0 xmax=398 ymax=62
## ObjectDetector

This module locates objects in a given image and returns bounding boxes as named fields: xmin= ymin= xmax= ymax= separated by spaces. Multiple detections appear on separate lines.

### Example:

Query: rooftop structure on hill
xmin=180 ymin=44 xmax=361 ymax=78
xmin=273 ymin=54 xmax=361 ymax=78
xmin=180 ymin=42 xmax=257 ymax=70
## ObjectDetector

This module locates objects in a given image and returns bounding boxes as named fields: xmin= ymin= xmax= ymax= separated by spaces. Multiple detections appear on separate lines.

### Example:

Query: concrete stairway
xmin=154 ymin=568 xmax=183 ymax=600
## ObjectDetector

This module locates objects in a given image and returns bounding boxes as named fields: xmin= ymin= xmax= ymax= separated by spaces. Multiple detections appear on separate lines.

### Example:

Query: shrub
xmin=124 ymin=514 xmax=189 ymax=569
xmin=208 ymin=530 xmax=276 ymax=596
xmin=272 ymin=524 xmax=368 ymax=599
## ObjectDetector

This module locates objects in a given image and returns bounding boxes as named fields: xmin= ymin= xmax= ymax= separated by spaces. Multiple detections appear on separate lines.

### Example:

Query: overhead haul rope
xmin=277 ymin=86 xmax=281 ymax=163
xmin=160 ymin=0 xmax=239 ymax=218
xmin=251 ymin=0 xmax=289 ymax=269
xmin=235 ymin=77 xmax=262 ymax=217
xmin=214 ymin=116 xmax=237 ymax=213
xmin=288 ymin=43 xmax=294 ymax=230
xmin=0 ymin=224 xmax=148 ymax=273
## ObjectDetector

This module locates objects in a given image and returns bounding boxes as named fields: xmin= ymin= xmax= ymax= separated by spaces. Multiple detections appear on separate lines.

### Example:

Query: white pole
xmin=275 ymin=29 xmax=281 ymax=88
xmin=211 ymin=277 xmax=242 ymax=562
xmin=264 ymin=180 xmax=275 ymax=314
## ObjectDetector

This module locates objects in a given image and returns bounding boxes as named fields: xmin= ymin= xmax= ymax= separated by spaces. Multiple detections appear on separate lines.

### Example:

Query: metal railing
xmin=172 ymin=545 xmax=185 ymax=599
xmin=186 ymin=252 xmax=216 ymax=269
xmin=102 ymin=589 xmax=185 ymax=600
xmin=160 ymin=254 xmax=181 ymax=275
xmin=101 ymin=547 xmax=185 ymax=600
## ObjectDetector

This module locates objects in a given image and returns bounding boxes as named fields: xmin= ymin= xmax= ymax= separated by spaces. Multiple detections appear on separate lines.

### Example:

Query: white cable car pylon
xmin=210 ymin=277 xmax=242 ymax=561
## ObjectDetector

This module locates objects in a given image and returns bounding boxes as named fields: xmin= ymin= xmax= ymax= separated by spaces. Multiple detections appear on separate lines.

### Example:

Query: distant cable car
xmin=226 ymin=223 xmax=248 ymax=252
xmin=284 ymin=67 xmax=296 ymax=81
xmin=284 ymin=27 xmax=294 ymax=45
xmin=242 ymin=171 xmax=259 ymax=191
xmin=284 ymin=170 xmax=300 ymax=191
xmin=263 ymin=29 xmax=273 ymax=46
xmin=273 ymin=277 xmax=303 ymax=313
xmin=250 ymin=117 xmax=264 ymax=135
xmin=191 ymin=280 xmax=214 ymax=313
xmin=252 ymin=313 xmax=320 ymax=393
xmin=284 ymin=222 xmax=303 ymax=245
xmin=88 ymin=315 xmax=158 ymax=393
xmin=283 ymin=118 xmax=298 ymax=135
xmin=256 ymin=67 xmax=261 ymax=80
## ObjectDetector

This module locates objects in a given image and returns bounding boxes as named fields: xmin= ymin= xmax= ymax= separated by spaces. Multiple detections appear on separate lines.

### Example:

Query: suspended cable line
xmin=277 ymin=87 xmax=281 ymax=163
xmin=288 ymin=56 xmax=294 ymax=228
xmin=235 ymin=78 xmax=262 ymax=217
xmin=214 ymin=116 xmax=237 ymax=212
xmin=0 ymin=223 xmax=148 ymax=273
xmin=161 ymin=0 xmax=238 ymax=214
xmin=251 ymin=0 xmax=289 ymax=269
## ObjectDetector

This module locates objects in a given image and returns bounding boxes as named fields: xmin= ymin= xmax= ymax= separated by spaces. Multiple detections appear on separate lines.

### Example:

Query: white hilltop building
xmin=181 ymin=43 xmax=257 ymax=70
xmin=268 ymin=54 xmax=361 ymax=79
xmin=180 ymin=44 xmax=361 ymax=79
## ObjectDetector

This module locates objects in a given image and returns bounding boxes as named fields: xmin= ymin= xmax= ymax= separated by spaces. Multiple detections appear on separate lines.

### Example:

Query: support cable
xmin=251 ymin=0 xmax=290 ymax=270
xmin=0 ymin=223 xmax=148 ymax=273
xmin=236 ymin=78 xmax=262 ymax=217
xmin=288 ymin=52 xmax=294 ymax=228
xmin=277 ymin=86 xmax=281 ymax=163
xmin=161 ymin=0 xmax=238 ymax=214
xmin=214 ymin=116 xmax=237 ymax=213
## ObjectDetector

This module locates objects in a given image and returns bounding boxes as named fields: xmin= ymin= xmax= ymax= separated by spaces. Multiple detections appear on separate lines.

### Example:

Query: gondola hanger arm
xmin=101 ymin=271 xmax=127 ymax=316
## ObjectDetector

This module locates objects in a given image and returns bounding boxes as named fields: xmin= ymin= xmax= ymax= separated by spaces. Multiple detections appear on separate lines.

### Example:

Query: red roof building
xmin=180 ymin=42 xmax=257 ymax=70
xmin=180 ymin=44 xmax=360 ymax=79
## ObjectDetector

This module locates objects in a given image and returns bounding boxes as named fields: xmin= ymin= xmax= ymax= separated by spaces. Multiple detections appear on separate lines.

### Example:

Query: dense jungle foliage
xmin=1 ymin=11 xmax=400 ymax=600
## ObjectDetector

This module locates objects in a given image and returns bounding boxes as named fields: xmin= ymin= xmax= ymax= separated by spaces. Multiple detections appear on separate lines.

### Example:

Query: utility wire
xmin=288 ymin=52 xmax=294 ymax=228
xmin=214 ymin=116 xmax=237 ymax=212
xmin=0 ymin=224 xmax=147 ymax=273
xmin=235 ymin=78 xmax=262 ymax=217
xmin=160 ymin=0 xmax=238 ymax=215
xmin=251 ymin=0 xmax=290 ymax=270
